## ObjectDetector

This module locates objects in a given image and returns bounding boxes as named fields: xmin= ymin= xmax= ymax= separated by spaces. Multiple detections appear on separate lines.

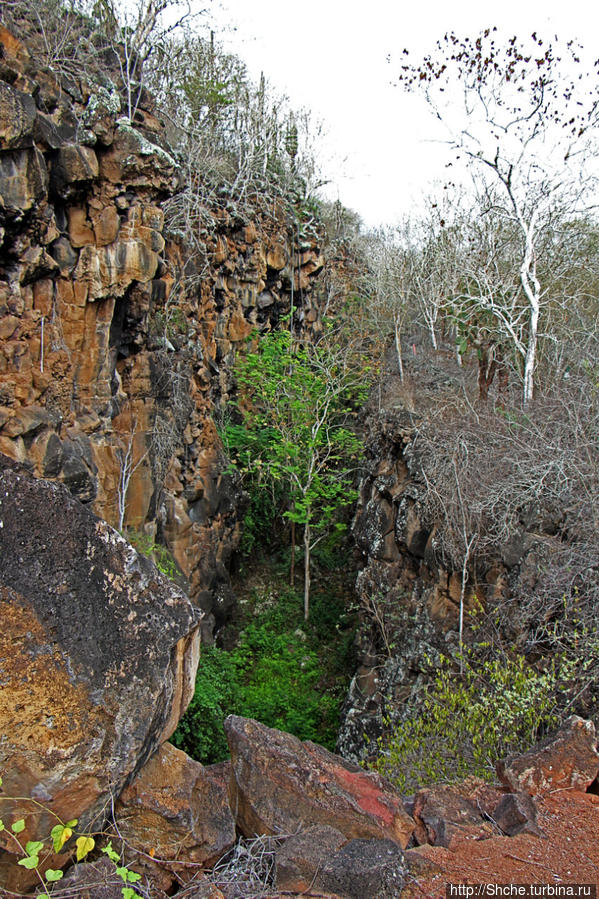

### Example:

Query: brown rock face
xmin=0 ymin=81 xmax=36 ymax=149
xmin=411 ymin=779 xmax=497 ymax=847
xmin=0 ymin=457 xmax=201 ymax=889
xmin=492 ymin=792 xmax=544 ymax=838
xmin=224 ymin=716 xmax=414 ymax=848
xmin=497 ymin=716 xmax=599 ymax=795
xmin=0 ymin=23 xmax=327 ymax=636
xmin=116 ymin=743 xmax=235 ymax=889
xmin=0 ymin=146 xmax=48 ymax=211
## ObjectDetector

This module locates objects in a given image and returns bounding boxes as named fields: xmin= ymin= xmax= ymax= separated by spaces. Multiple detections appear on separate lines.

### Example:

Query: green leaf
xmin=121 ymin=888 xmax=137 ymax=899
xmin=75 ymin=835 xmax=95 ymax=861
xmin=45 ymin=869 xmax=64 ymax=882
xmin=126 ymin=871 xmax=141 ymax=883
xmin=51 ymin=824 xmax=73 ymax=852
xmin=101 ymin=840 xmax=120 ymax=863
xmin=25 ymin=841 xmax=44 ymax=856
xmin=11 ymin=819 xmax=25 ymax=834
xmin=18 ymin=855 xmax=39 ymax=869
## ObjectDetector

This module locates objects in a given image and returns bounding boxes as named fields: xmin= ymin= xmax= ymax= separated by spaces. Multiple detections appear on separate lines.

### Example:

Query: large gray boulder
xmin=0 ymin=456 xmax=201 ymax=889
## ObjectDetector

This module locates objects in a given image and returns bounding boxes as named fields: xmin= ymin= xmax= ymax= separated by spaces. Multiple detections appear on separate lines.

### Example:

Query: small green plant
xmin=370 ymin=644 xmax=576 ymax=793
xmin=126 ymin=529 xmax=179 ymax=580
xmin=0 ymin=775 xmax=141 ymax=898
xmin=101 ymin=841 xmax=142 ymax=899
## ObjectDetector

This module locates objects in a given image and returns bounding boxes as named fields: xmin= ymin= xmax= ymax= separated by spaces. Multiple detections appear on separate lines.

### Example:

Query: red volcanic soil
xmin=405 ymin=790 xmax=599 ymax=897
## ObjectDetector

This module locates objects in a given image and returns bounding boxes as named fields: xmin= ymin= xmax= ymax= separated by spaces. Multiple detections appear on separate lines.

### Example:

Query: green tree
xmin=225 ymin=328 xmax=367 ymax=620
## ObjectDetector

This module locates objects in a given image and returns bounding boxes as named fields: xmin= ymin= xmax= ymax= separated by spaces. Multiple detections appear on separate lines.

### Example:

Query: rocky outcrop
xmin=0 ymin=456 xmax=201 ymax=891
xmin=224 ymin=715 xmax=415 ymax=848
xmin=338 ymin=387 xmax=592 ymax=762
xmin=2 ymin=682 xmax=595 ymax=898
xmin=338 ymin=406 xmax=461 ymax=760
xmin=0 ymin=22 xmax=326 ymax=636
xmin=117 ymin=715 xmax=598 ymax=898
xmin=116 ymin=743 xmax=235 ymax=891
xmin=496 ymin=716 xmax=599 ymax=796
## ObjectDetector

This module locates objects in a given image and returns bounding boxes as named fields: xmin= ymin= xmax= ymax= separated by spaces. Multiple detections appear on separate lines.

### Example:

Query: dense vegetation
xmin=172 ymin=555 xmax=357 ymax=762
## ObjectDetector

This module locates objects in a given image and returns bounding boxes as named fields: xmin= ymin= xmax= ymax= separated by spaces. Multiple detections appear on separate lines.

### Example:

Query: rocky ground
xmin=405 ymin=790 xmax=599 ymax=897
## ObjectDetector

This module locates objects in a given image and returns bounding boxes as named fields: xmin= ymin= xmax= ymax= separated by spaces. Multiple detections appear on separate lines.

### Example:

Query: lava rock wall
xmin=0 ymin=23 xmax=325 ymax=634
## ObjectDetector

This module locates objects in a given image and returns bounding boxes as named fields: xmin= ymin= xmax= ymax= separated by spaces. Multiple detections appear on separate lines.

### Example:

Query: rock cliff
xmin=0 ymin=21 xmax=325 ymax=635
xmin=338 ymin=356 xmax=598 ymax=762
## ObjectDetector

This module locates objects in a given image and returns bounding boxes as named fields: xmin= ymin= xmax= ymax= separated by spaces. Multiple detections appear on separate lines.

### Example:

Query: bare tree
xmin=116 ymin=418 xmax=148 ymax=531
xmin=398 ymin=29 xmax=599 ymax=406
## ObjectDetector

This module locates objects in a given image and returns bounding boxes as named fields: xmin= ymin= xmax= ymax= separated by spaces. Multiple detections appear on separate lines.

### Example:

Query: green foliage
xmin=223 ymin=327 xmax=367 ymax=615
xmin=0 ymin=778 xmax=141 ymax=898
xmin=126 ymin=529 xmax=179 ymax=580
xmin=173 ymin=570 xmax=356 ymax=763
xmin=371 ymin=643 xmax=576 ymax=793
xmin=171 ymin=645 xmax=239 ymax=763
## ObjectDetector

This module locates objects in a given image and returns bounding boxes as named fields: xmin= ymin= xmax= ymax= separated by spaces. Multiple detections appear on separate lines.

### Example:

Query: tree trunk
xmin=303 ymin=521 xmax=311 ymax=621
xmin=523 ymin=299 xmax=539 ymax=407
xmin=429 ymin=323 xmax=438 ymax=351
xmin=394 ymin=316 xmax=404 ymax=382
xmin=496 ymin=348 xmax=509 ymax=408
xmin=477 ymin=342 xmax=497 ymax=402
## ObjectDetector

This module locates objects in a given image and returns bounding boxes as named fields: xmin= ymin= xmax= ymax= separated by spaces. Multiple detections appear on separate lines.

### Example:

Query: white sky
xmin=208 ymin=0 xmax=599 ymax=228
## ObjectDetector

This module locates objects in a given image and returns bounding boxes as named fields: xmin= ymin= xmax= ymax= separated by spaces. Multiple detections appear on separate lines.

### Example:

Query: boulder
xmin=52 ymin=857 xmax=126 ymax=899
xmin=312 ymin=838 xmax=406 ymax=899
xmin=497 ymin=717 xmax=599 ymax=795
xmin=411 ymin=779 xmax=497 ymax=847
xmin=224 ymin=716 xmax=414 ymax=847
xmin=0 ymin=457 xmax=201 ymax=889
xmin=116 ymin=742 xmax=235 ymax=889
xmin=492 ymin=792 xmax=545 ymax=838
xmin=275 ymin=825 xmax=347 ymax=893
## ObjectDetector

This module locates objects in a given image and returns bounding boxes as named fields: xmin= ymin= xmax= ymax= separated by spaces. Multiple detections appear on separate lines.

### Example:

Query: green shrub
xmin=126 ymin=530 xmax=179 ymax=581
xmin=171 ymin=647 xmax=238 ymax=764
xmin=371 ymin=644 xmax=576 ymax=793
xmin=173 ymin=572 xmax=356 ymax=762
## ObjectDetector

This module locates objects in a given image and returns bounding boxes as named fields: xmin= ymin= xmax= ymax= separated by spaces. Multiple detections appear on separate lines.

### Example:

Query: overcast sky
xmin=208 ymin=1 xmax=598 ymax=228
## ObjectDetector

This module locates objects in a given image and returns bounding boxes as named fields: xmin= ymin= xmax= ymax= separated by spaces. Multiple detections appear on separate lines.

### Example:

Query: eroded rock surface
xmin=0 ymin=23 xmax=326 ymax=636
xmin=275 ymin=825 xmax=348 ymax=893
xmin=496 ymin=716 xmax=599 ymax=795
xmin=0 ymin=457 xmax=200 ymax=889
xmin=116 ymin=742 xmax=235 ymax=890
xmin=224 ymin=715 xmax=415 ymax=848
